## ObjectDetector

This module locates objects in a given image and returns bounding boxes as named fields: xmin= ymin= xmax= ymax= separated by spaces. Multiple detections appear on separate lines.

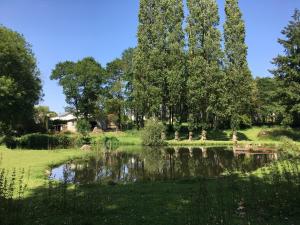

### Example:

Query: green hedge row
xmin=4 ymin=133 xmax=78 ymax=150
xmin=3 ymin=133 xmax=119 ymax=150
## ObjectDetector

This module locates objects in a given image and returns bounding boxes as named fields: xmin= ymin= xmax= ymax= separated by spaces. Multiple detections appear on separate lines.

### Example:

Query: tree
xmin=186 ymin=0 xmax=225 ymax=132
xmin=270 ymin=9 xmax=300 ymax=126
xmin=121 ymin=48 xmax=136 ymax=118
xmin=133 ymin=0 xmax=161 ymax=127
xmin=106 ymin=58 xmax=126 ymax=129
xmin=51 ymin=57 xmax=106 ymax=120
xmin=164 ymin=0 xmax=186 ymax=124
xmin=223 ymin=0 xmax=254 ymax=132
xmin=254 ymin=77 xmax=283 ymax=125
xmin=0 ymin=26 xmax=42 ymax=135
xmin=133 ymin=0 xmax=185 ymax=126
xmin=34 ymin=106 xmax=57 ymax=131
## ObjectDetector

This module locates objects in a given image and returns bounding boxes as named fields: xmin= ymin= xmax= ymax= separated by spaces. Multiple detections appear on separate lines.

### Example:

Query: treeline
xmin=45 ymin=1 xmax=300 ymax=133
xmin=1 ymin=1 xmax=300 ymax=137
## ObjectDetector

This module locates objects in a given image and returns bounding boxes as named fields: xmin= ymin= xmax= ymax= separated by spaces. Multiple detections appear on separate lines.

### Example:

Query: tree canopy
xmin=271 ymin=9 xmax=300 ymax=126
xmin=0 ymin=26 xmax=42 ymax=134
xmin=51 ymin=57 xmax=106 ymax=119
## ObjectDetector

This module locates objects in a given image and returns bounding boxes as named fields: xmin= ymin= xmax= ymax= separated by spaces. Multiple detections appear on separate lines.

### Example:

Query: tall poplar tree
xmin=223 ymin=0 xmax=254 ymax=132
xmin=158 ymin=0 xmax=186 ymax=122
xmin=133 ymin=0 xmax=161 ymax=127
xmin=186 ymin=0 xmax=224 ymax=132
xmin=133 ymin=0 xmax=185 ymax=126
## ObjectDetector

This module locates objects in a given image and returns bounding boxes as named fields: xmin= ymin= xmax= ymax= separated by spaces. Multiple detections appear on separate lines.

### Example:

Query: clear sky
xmin=0 ymin=0 xmax=299 ymax=113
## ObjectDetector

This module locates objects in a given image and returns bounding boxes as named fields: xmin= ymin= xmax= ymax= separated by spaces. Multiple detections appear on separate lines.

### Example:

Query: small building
xmin=50 ymin=113 xmax=77 ymax=132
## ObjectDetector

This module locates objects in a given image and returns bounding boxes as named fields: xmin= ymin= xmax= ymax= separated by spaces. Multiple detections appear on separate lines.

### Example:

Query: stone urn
xmin=232 ymin=131 xmax=238 ymax=144
xmin=175 ymin=131 xmax=180 ymax=141
xmin=200 ymin=130 xmax=207 ymax=141
xmin=188 ymin=131 xmax=193 ymax=141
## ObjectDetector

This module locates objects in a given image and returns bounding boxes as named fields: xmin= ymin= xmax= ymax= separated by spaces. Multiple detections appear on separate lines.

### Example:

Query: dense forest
xmin=1 ymin=0 xmax=300 ymax=137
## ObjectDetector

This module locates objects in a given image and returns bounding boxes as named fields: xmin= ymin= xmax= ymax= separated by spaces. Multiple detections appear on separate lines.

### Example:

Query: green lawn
xmin=0 ymin=143 xmax=299 ymax=224
xmin=0 ymin=146 xmax=88 ymax=190
xmin=1 ymin=126 xmax=300 ymax=224
xmin=93 ymin=126 xmax=300 ymax=146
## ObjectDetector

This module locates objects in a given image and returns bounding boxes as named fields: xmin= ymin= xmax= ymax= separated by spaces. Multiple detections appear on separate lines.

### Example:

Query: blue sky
xmin=0 ymin=0 xmax=299 ymax=113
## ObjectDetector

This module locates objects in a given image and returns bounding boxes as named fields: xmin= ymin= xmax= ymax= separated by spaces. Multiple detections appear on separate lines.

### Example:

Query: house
xmin=50 ymin=113 xmax=77 ymax=132
xmin=50 ymin=112 xmax=119 ymax=132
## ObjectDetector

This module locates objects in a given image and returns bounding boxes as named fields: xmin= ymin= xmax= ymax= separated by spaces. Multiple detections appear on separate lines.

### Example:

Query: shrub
xmin=4 ymin=136 xmax=18 ymax=149
xmin=76 ymin=136 xmax=92 ymax=146
xmin=56 ymin=134 xmax=75 ymax=148
xmin=18 ymin=133 xmax=58 ymax=149
xmin=141 ymin=120 xmax=166 ymax=146
xmin=279 ymin=136 xmax=300 ymax=156
xmin=17 ymin=133 xmax=76 ymax=149
xmin=76 ymin=119 xmax=91 ymax=136
xmin=103 ymin=137 xmax=119 ymax=150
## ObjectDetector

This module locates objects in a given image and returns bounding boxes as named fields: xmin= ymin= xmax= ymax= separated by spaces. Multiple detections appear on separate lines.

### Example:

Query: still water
xmin=50 ymin=146 xmax=279 ymax=184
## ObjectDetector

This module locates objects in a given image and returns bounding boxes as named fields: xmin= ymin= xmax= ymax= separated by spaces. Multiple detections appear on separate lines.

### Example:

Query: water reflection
xmin=50 ymin=147 xmax=279 ymax=184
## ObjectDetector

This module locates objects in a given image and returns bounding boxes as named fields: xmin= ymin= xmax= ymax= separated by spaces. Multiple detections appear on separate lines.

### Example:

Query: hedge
xmin=5 ymin=133 xmax=77 ymax=150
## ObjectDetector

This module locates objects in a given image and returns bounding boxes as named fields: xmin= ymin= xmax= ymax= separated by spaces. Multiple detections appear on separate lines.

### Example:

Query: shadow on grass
xmin=259 ymin=128 xmax=300 ymax=141
xmin=1 ymin=159 xmax=300 ymax=225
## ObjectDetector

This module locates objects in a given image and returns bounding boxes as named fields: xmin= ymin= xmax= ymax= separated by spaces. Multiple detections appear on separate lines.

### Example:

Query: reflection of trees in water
xmin=57 ymin=147 xmax=279 ymax=184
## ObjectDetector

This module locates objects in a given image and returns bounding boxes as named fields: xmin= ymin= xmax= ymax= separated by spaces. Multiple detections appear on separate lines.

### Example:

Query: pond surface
xmin=50 ymin=146 xmax=280 ymax=184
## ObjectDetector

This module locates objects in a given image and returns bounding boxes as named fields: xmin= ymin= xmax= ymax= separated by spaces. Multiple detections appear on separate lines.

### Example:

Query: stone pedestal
xmin=232 ymin=131 xmax=238 ymax=144
xmin=201 ymin=130 xmax=207 ymax=141
xmin=175 ymin=131 xmax=180 ymax=141
xmin=188 ymin=132 xmax=193 ymax=141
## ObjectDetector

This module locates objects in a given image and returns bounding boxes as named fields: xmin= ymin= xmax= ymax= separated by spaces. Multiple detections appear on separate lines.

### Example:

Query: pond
xmin=50 ymin=146 xmax=280 ymax=184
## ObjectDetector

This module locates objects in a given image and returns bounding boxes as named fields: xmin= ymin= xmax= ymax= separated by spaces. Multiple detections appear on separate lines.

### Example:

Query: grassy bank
xmin=1 ymin=160 xmax=299 ymax=225
xmin=95 ymin=126 xmax=300 ymax=146
xmin=0 ymin=143 xmax=300 ymax=224
xmin=0 ymin=146 xmax=88 ymax=190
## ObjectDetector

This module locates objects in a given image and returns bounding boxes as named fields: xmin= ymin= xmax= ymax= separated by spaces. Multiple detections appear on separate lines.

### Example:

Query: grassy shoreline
xmin=99 ymin=126 xmax=300 ymax=147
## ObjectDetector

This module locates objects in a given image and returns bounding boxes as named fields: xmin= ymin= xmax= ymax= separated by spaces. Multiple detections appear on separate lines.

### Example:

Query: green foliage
xmin=11 ymin=133 xmax=76 ymax=150
xmin=76 ymin=119 xmax=91 ymax=137
xmin=133 ymin=0 xmax=185 ymax=125
xmin=51 ymin=57 xmax=105 ymax=119
xmin=0 ymin=26 xmax=42 ymax=134
xmin=224 ymin=0 xmax=254 ymax=129
xmin=254 ymin=77 xmax=283 ymax=125
xmin=75 ymin=135 xmax=91 ymax=146
xmin=173 ymin=120 xmax=181 ymax=132
xmin=271 ymin=9 xmax=300 ymax=127
xmin=239 ymin=114 xmax=252 ymax=128
xmin=141 ymin=120 xmax=166 ymax=146
xmin=103 ymin=136 xmax=120 ymax=150
xmin=187 ymin=0 xmax=225 ymax=130
xmin=279 ymin=136 xmax=300 ymax=155
xmin=3 ymin=136 xmax=18 ymax=149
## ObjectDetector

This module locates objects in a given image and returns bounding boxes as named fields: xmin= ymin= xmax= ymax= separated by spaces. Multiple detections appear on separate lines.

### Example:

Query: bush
xmin=141 ymin=120 xmax=166 ymax=146
xmin=103 ymin=137 xmax=119 ymax=150
xmin=17 ymin=133 xmax=76 ymax=150
xmin=18 ymin=133 xmax=58 ymax=149
xmin=4 ymin=136 xmax=18 ymax=149
xmin=76 ymin=135 xmax=92 ymax=146
xmin=56 ymin=134 xmax=75 ymax=148
xmin=76 ymin=119 xmax=91 ymax=136
xmin=279 ymin=136 xmax=300 ymax=156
